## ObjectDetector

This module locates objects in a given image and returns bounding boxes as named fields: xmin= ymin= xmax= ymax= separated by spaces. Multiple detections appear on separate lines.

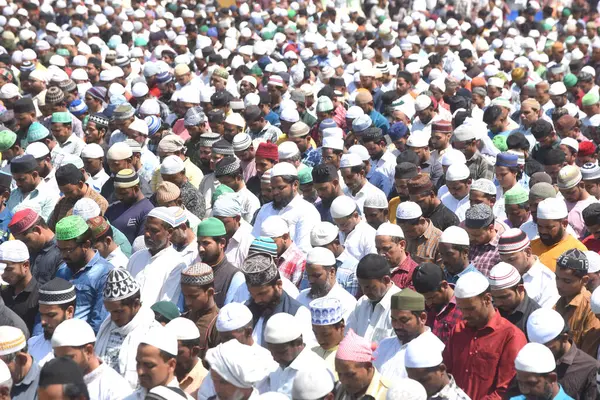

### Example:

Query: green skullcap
xmin=56 ymin=215 xmax=89 ymax=241
xmin=565 ymin=36 xmax=576 ymax=45
xmin=134 ymin=37 xmax=148 ymax=47
xmin=0 ymin=130 xmax=17 ymax=151
xmin=563 ymin=8 xmax=572 ymax=16
xmin=211 ymin=184 xmax=235 ymax=203
xmin=288 ymin=9 xmax=297 ymax=18
xmin=261 ymin=30 xmax=275 ymax=40
xmin=150 ymin=301 xmax=180 ymax=321
xmin=492 ymin=135 xmax=508 ymax=152
xmin=298 ymin=167 xmax=313 ymax=185
xmin=391 ymin=288 xmax=425 ymax=311
xmin=197 ymin=217 xmax=226 ymax=237
xmin=200 ymin=25 xmax=209 ymax=33
xmin=582 ymin=91 xmax=600 ymax=106
xmin=27 ymin=122 xmax=50 ymax=143
xmin=564 ymin=73 xmax=578 ymax=88
xmin=505 ymin=185 xmax=529 ymax=205
xmin=56 ymin=48 xmax=70 ymax=57
xmin=52 ymin=112 xmax=72 ymax=124
xmin=251 ymin=65 xmax=263 ymax=76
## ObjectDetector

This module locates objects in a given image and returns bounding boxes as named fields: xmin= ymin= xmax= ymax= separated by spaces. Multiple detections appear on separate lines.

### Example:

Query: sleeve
xmin=583 ymin=365 xmax=598 ymax=400
xmin=89 ymin=270 xmax=111 ymax=333
xmin=293 ymin=207 xmax=319 ymax=254
xmin=481 ymin=330 xmax=527 ymax=400
xmin=345 ymin=303 xmax=359 ymax=335
xmin=224 ymin=272 xmax=246 ymax=305
xmin=159 ymin=261 xmax=186 ymax=302
xmin=41 ymin=193 xmax=60 ymax=223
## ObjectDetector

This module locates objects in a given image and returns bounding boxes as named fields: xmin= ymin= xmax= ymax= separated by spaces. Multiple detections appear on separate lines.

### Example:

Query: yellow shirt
xmin=312 ymin=345 xmax=339 ymax=380
xmin=179 ymin=358 xmax=208 ymax=399
xmin=388 ymin=197 xmax=400 ymax=224
xmin=151 ymin=157 xmax=204 ymax=191
xmin=276 ymin=134 xmax=318 ymax=149
xmin=335 ymin=370 xmax=390 ymax=400
xmin=531 ymin=234 xmax=587 ymax=272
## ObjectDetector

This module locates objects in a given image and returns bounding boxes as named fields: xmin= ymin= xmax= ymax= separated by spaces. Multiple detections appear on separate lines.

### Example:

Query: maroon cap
xmin=8 ymin=208 xmax=38 ymax=234
xmin=255 ymin=142 xmax=279 ymax=162
xmin=432 ymin=120 xmax=452 ymax=133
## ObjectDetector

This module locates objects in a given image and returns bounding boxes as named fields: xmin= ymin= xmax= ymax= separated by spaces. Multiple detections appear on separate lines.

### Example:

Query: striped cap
xmin=248 ymin=236 xmax=278 ymax=257
xmin=498 ymin=228 xmax=530 ymax=254
xmin=181 ymin=262 xmax=214 ymax=286
xmin=114 ymin=169 xmax=140 ymax=188
xmin=39 ymin=278 xmax=76 ymax=305
xmin=488 ymin=262 xmax=521 ymax=289
xmin=89 ymin=113 xmax=109 ymax=128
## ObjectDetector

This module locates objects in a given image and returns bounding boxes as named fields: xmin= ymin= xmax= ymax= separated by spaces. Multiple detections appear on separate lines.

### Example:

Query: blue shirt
xmin=444 ymin=263 xmax=477 ymax=285
xmin=265 ymin=110 xmax=281 ymax=127
xmin=0 ymin=207 xmax=13 ymax=244
xmin=302 ymin=146 xmax=322 ymax=168
xmin=299 ymin=250 xmax=360 ymax=297
xmin=315 ymin=200 xmax=334 ymax=224
xmin=510 ymin=385 xmax=574 ymax=400
xmin=55 ymin=251 xmax=113 ymax=333
xmin=105 ymin=198 xmax=154 ymax=244
xmin=367 ymin=168 xmax=392 ymax=197
xmin=369 ymin=110 xmax=390 ymax=135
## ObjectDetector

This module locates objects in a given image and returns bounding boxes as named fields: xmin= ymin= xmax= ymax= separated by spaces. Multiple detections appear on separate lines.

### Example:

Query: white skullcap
xmin=440 ymin=226 xmax=469 ymax=246
xmin=132 ymin=82 xmax=149 ymax=98
xmin=415 ymin=95 xmax=432 ymax=111
xmin=536 ymin=198 xmax=568 ymax=220
xmin=340 ymin=153 xmax=363 ymax=168
xmin=80 ymin=143 xmax=104 ymax=159
xmin=51 ymin=319 xmax=95 ymax=347
xmin=440 ymin=149 xmax=467 ymax=167
xmin=396 ymin=201 xmax=422 ymax=220
xmin=213 ymin=194 xmax=242 ymax=218
xmin=73 ymin=198 xmax=101 ymax=221
xmin=128 ymin=118 xmax=148 ymax=136
xmin=591 ymin=286 xmax=600 ymax=314
xmin=446 ymin=164 xmax=470 ymax=181
xmin=406 ymin=132 xmax=429 ymax=148
xmin=471 ymin=179 xmax=497 ymax=195
xmin=322 ymin=127 xmax=344 ymax=140
xmin=526 ymin=308 xmax=565 ymax=344
xmin=587 ymin=251 xmax=600 ymax=274
xmin=515 ymin=343 xmax=556 ymax=374
xmin=292 ymin=365 xmax=335 ymax=400
xmin=549 ymin=82 xmax=567 ymax=96
xmin=0 ymin=240 xmax=29 ymax=263
xmin=160 ymin=155 xmax=185 ymax=175
xmin=278 ymin=141 xmax=300 ymax=160
xmin=271 ymin=162 xmax=298 ymax=178
xmin=560 ymin=137 xmax=579 ymax=152
xmin=376 ymin=222 xmax=404 ymax=238
xmin=264 ymin=313 xmax=302 ymax=344
xmin=107 ymin=142 xmax=133 ymax=161
xmin=25 ymin=142 xmax=50 ymax=159
xmin=261 ymin=215 xmax=289 ymax=238
xmin=225 ymin=113 xmax=246 ymax=129
xmin=488 ymin=262 xmax=521 ymax=289
xmin=166 ymin=317 xmax=200 ymax=340
xmin=307 ymin=247 xmax=337 ymax=266
xmin=364 ymin=192 xmax=388 ymax=209
xmin=322 ymin=137 xmax=344 ymax=151
xmin=455 ymin=270 xmax=489 ymax=299
xmin=310 ymin=222 xmax=339 ymax=246
xmin=280 ymin=108 xmax=300 ymax=123
xmin=141 ymin=326 xmax=178 ymax=355
xmin=216 ymin=303 xmax=253 ymax=332
xmin=348 ymin=145 xmax=370 ymax=161
xmin=487 ymin=77 xmax=504 ymax=89
xmin=330 ymin=196 xmax=358 ymax=219
xmin=386 ymin=379 xmax=427 ymax=400
xmin=404 ymin=333 xmax=444 ymax=368
xmin=346 ymin=106 xmax=364 ymax=119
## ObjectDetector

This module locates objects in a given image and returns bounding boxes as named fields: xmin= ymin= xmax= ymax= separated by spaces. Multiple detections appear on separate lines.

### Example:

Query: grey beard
xmin=309 ymin=281 xmax=333 ymax=299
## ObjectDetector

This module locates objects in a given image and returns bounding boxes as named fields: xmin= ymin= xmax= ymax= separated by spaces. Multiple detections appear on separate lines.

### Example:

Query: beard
xmin=273 ymin=192 xmax=295 ymax=210
xmin=255 ymin=290 xmax=281 ymax=314
xmin=524 ymin=382 xmax=554 ymax=400
xmin=308 ymin=281 xmax=333 ymax=299
xmin=539 ymin=226 xmax=564 ymax=247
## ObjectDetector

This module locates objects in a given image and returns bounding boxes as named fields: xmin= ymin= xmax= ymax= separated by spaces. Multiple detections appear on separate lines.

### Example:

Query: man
xmin=498 ymin=228 xmax=560 ymax=308
xmin=101 ymin=143 xmax=153 ymax=204
xmin=412 ymin=262 xmax=463 ymax=346
xmin=309 ymin=297 xmax=346 ymax=377
xmin=49 ymin=111 xmax=86 ymax=157
xmin=165 ymin=318 xmax=208 ymax=398
xmin=214 ymin=157 xmax=259 ymax=224
xmin=37 ymin=357 xmax=89 ymax=400
xmin=335 ymin=329 xmax=390 ymax=400
xmin=0 ymin=240 xmax=38 ymax=332
xmin=362 ymin=195 xmax=389 ymax=230
xmin=339 ymin=153 xmax=387 ymax=214
xmin=81 ymin=144 xmax=109 ymax=193
xmin=213 ymin=194 xmax=254 ymax=269
xmin=582 ymin=203 xmax=600 ymax=252
xmin=465 ymin=204 xmax=501 ymax=277
xmin=374 ymin=289 xmax=444 ymax=381
xmin=232 ymin=133 xmax=257 ymax=183
xmin=27 ymin=278 xmax=76 ymax=365
xmin=296 ymin=248 xmax=357 ymax=320
xmin=165 ymin=207 xmax=197 ymax=266
xmin=438 ymin=226 xmax=476 ymax=284
xmin=104 ymin=169 xmax=154 ymax=244
xmin=443 ymin=271 xmax=527 ymax=400
xmin=55 ymin=215 xmax=113 ymax=333
xmin=527 ymin=308 xmax=598 ymax=400
xmin=126 ymin=207 xmax=187 ymax=305
xmin=244 ymin=105 xmax=282 ymax=143
xmin=0 ymin=326 xmax=40 ymax=400
xmin=0 ymin=130 xmax=24 ymax=175
xmin=96 ymin=268 xmax=158 ymax=389
xmin=530 ymin=198 xmax=587 ymax=271
xmin=247 ymin=142 xmax=278 ymax=200
xmin=251 ymin=162 xmax=321 ymax=253
xmin=521 ymin=182 xmax=563 ymax=240
xmin=0 ymin=359 xmax=10 ymax=400
xmin=375 ymin=223 xmax=417 ymax=289
xmin=504 ymin=186 xmax=532 ymax=229
xmin=47 ymin=164 xmax=108 ymax=230
xmin=488 ymin=262 xmax=540 ymax=335
xmin=292 ymin=365 xmax=336 ymax=400
xmin=51 ymin=318 xmax=131 ymax=399
xmin=154 ymin=135 xmax=204 ymax=190
xmin=557 ymin=165 xmax=599 ymax=241
xmin=346 ymin=254 xmax=401 ymax=343
xmin=407 ymin=174 xmax=459 ymax=231
xmin=396 ymin=201 xmax=442 ymax=264
xmin=360 ymin=127 xmax=396 ymax=182
xmin=330 ymin=196 xmax=377 ymax=261
xmin=439 ymin=164 xmax=471 ymax=221
xmin=87 ymin=216 xmax=129 ymax=269
xmin=6 ymin=154 xmax=59 ymax=221
xmin=312 ymin=163 xmax=344 ymax=223
xmin=196 ymin=217 xmax=244 ymax=307
xmin=159 ymin=155 xmax=205 ymax=219
xmin=262 ymin=313 xmax=329 ymax=397
xmin=287 ymin=121 xmax=322 ymax=168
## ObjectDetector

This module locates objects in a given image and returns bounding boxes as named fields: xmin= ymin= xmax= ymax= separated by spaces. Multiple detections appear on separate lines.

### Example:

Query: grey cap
xmin=529 ymin=182 xmax=557 ymax=199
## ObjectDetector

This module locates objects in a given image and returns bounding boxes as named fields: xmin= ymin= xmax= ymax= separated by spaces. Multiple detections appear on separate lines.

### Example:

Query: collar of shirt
xmin=278 ymin=242 xmax=302 ymax=264
xmin=44 ymin=167 xmax=56 ymax=183
xmin=523 ymin=258 xmax=545 ymax=279
xmin=364 ymin=370 xmax=387 ymax=398
xmin=445 ymin=263 xmax=477 ymax=281
xmin=16 ymin=360 xmax=40 ymax=387
xmin=231 ymin=220 xmax=252 ymax=244
xmin=431 ymin=374 xmax=461 ymax=399
xmin=566 ymin=288 xmax=589 ymax=308
xmin=62 ymin=134 xmax=79 ymax=147
xmin=41 ymin=238 xmax=57 ymax=254
xmin=84 ymin=362 xmax=108 ymax=385
xmin=391 ymin=252 xmax=415 ymax=274
xmin=419 ymin=219 xmax=436 ymax=241
xmin=479 ymin=231 xmax=500 ymax=249
xmin=287 ymin=346 xmax=317 ymax=371
xmin=435 ymin=295 xmax=458 ymax=318
xmin=148 ymin=245 xmax=175 ymax=262
xmin=106 ymin=246 xmax=125 ymax=261
xmin=557 ymin=340 xmax=578 ymax=366
xmin=507 ymin=293 xmax=533 ymax=318
xmin=179 ymin=357 xmax=207 ymax=387
xmin=73 ymin=250 xmax=103 ymax=277
xmin=469 ymin=309 xmax=503 ymax=334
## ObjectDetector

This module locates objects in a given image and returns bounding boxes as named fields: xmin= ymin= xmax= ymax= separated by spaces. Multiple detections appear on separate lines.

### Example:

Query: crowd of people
xmin=0 ymin=0 xmax=598 ymax=399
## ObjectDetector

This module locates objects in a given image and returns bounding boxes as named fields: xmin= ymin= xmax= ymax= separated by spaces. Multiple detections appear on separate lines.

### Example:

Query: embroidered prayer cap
xmin=582 ymin=162 xmax=600 ymax=181
xmin=55 ymin=215 xmax=89 ymax=241
xmin=158 ymin=135 xmax=186 ymax=153
xmin=114 ymin=169 xmax=140 ymax=188
xmin=309 ymin=297 xmax=343 ymax=326
xmin=249 ymin=237 xmax=279 ymax=258
xmin=557 ymin=164 xmax=582 ymax=190
xmin=51 ymin=319 xmax=95 ymax=348
xmin=86 ymin=216 xmax=111 ymax=240
xmin=89 ymin=113 xmax=109 ymax=129
xmin=404 ymin=335 xmax=443 ymax=369
xmin=212 ymin=139 xmax=235 ymax=156
xmin=0 ymin=130 xmax=17 ymax=152
xmin=113 ymin=103 xmax=136 ymax=120
xmin=255 ymin=142 xmax=279 ymax=161
xmin=39 ymin=278 xmax=76 ymax=305
xmin=331 ymin=196 xmax=358 ymax=219
xmin=215 ymin=157 xmax=241 ymax=177
xmin=232 ymin=133 xmax=252 ymax=152
xmin=465 ymin=204 xmax=494 ymax=229
xmin=529 ymin=182 xmax=557 ymax=200
xmin=495 ymin=152 xmax=519 ymax=168
xmin=498 ymin=228 xmax=530 ymax=254
xmin=440 ymin=226 xmax=469 ymax=246
xmin=107 ymin=142 xmax=133 ymax=161
xmin=198 ymin=133 xmax=221 ymax=148
xmin=292 ymin=365 xmax=336 ymax=400
xmin=216 ymin=302 xmax=253 ymax=332
xmin=271 ymin=162 xmax=298 ymax=178
xmin=0 ymin=240 xmax=28 ymax=263
xmin=279 ymin=141 xmax=300 ymax=160
xmin=212 ymin=193 xmax=242 ymax=218
xmin=160 ymin=155 xmax=185 ymax=175
xmin=166 ymin=317 xmax=201 ymax=341
xmin=557 ymin=249 xmax=589 ymax=272
xmin=73 ymin=198 xmax=101 ymax=221
xmin=156 ymin=182 xmax=181 ymax=205
xmin=307 ymin=247 xmax=336 ymax=267
xmin=261 ymin=170 xmax=272 ymax=184
xmin=212 ymin=185 xmax=235 ymax=204
xmin=261 ymin=215 xmax=289 ymax=238
xmin=27 ymin=122 xmax=50 ymax=143
xmin=103 ymin=268 xmax=140 ymax=302
xmin=197 ymin=217 xmax=227 ymax=238
xmin=579 ymin=142 xmax=597 ymax=157
xmin=242 ymin=253 xmax=279 ymax=286
xmin=147 ymin=206 xmax=179 ymax=228
xmin=335 ymin=329 xmax=373 ymax=362
xmin=265 ymin=312 xmax=302 ymax=344
xmin=8 ymin=208 xmax=39 ymax=235
xmin=141 ymin=325 xmax=178 ymax=356
xmin=470 ymin=179 xmax=497 ymax=195
xmin=396 ymin=201 xmax=423 ymax=221
xmin=455 ymin=270 xmax=489 ymax=299
xmin=150 ymin=301 xmax=181 ymax=322
xmin=10 ymin=154 xmax=37 ymax=174
xmin=0 ymin=326 xmax=26 ymax=356
xmin=504 ymin=185 xmax=529 ymax=205
xmin=445 ymin=164 xmax=470 ymax=181
xmin=515 ymin=343 xmax=556 ymax=374
xmin=51 ymin=111 xmax=72 ymax=124
xmin=526 ymin=308 xmax=567 ymax=344
xmin=45 ymin=87 xmax=65 ymax=104
xmin=181 ymin=262 xmax=214 ymax=286
xmin=488 ymin=262 xmax=521 ymax=290
xmin=536 ymin=198 xmax=568 ymax=220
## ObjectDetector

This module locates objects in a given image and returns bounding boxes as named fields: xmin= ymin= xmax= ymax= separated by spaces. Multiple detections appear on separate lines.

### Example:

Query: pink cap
xmin=335 ymin=329 xmax=374 ymax=362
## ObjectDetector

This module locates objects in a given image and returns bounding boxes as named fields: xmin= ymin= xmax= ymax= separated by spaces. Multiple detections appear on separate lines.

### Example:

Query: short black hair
xmin=56 ymin=164 xmax=85 ymax=186
xmin=483 ymin=105 xmax=503 ymax=125
xmin=531 ymin=119 xmax=554 ymax=140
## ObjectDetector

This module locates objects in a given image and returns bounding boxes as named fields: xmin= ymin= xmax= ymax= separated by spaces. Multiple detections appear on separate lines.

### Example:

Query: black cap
xmin=10 ymin=154 xmax=37 ymax=174
xmin=557 ymin=249 xmax=589 ymax=272
xmin=583 ymin=203 xmax=600 ymax=227
xmin=207 ymin=109 xmax=225 ymax=123
xmin=395 ymin=162 xmax=418 ymax=180
xmin=396 ymin=150 xmax=420 ymax=166
xmin=412 ymin=263 xmax=445 ymax=293
xmin=312 ymin=163 xmax=338 ymax=183
xmin=13 ymin=98 xmax=35 ymax=114
xmin=357 ymin=254 xmax=390 ymax=279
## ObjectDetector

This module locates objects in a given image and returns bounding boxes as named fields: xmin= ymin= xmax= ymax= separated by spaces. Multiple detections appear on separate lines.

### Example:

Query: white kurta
xmin=85 ymin=362 xmax=133 ymax=400
xmin=345 ymin=285 xmax=402 ymax=344
xmin=106 ymin=247 xmax=129 ymax=269
xmin=523 ymin=258 xmax=560 ymax=309
xmin=238 ymin=187 xmax=261 ymax=224
xmin=225 ymin=220 xmax=254 ymax=268
xmin=370 ymin=151 xmax=397 ymax=182
xmin=178 ymin=241 xmax=199 ymax=267
xmin=199 ymin=173 xmax=220 ymax=215
xmin=440 ymin=191 xmax=470 ymax=222
xmin=27 ymin=334 xmax=53 ymax=366
xmin=127 ymin=246 xmax=186 ymax=305
xmin=296 ymin=282 xmax=357 ymax=322
xmin=343 ymin=181 xmax=387 ymax=214
xmin=339 ymin=221 xmax=377 ymax=261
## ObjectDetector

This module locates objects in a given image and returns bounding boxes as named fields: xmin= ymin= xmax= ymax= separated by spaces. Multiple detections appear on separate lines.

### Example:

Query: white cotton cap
xmin=141 ymin=326 xmax=178 ymax=355
xmin=73 ymin=198 xmax=101 ymax=221
xmin=81 ymin=143 xmax=104 ymax=159
xmin=0 ymin=359 xmax=9 ymax=384
xmin=132 ymin=82 xmax=149 ymax=98
xmin=271 ymin=162 xmax=298 ymax=178
xmin=0 ymin=240 xmax=29 ymax=263
xmin=322 ymin=127 xmax=344 ymax=140
xmin=216 ymin=303 xmax=253 ymax=332
xmin=348 ymin=145 xmax=370 ymax=162
xmin=166 ymin=317 xmax=200 ymax=340
xmin=330 ymin=196 xmax=358 ymax=219
xmin=346 ymin=106 xmax=364 ymax=119
xmin=25 ymin=142 xmax=50 ymax=158
xmin=160 ymin=155 xmax=185 ymax=175
xmin=453 ymin=123 xmax=478 ymax=142
xmin=292 ymin=366 xmax=336 ymax=400
xmin=376 ymin=222 xmax=404 ymax=238
xmin=404 ymin=335 xmax=443 ymax=368
xmin=261 ymin=215 xmax=289 ymax=238
xmin=440 ymin=149 xmax=467 ymax=167
xmin=310 ymin=222 xmax=339 ymax=247
xmin=280 ymin=108 xmax=299 ymax=123
xmin=278 ymin=142 xmax=300 ymax=160
xmin=406 ymin=132 xmax=429 ymax=148
xmin=307 ymin=247 xmax=337 ymax=266
xmin=588 ymin=251 xmax=600 ymax=274
xmin=515 ymin=343 xmax=556 ymax=374
xmin=51 ymin=319 xmax=95 ymax=347
xmin=536 ymin=198 xmax=568 ymax=220
xmin=446 ymin=164 xmax=470 ymax=181
xmin=386 ymin=379 xmax=427 ymax=400
xmin=455 ymin=270 xmax=489 ymax=299
xmin=560 ymin=137 xmax=579 ymax=152
xmin=549 ymin=82 xmax=567 ymax=96
xmin=364 ymin=192 xmax=388 ymax=209
xmin=414 ymin=95 xmax=432 ymax=111
xmin=396 ymin=201 xmax=422 ymax=220
xmin=526 ymin=308 xmax=565 ymax=344
xmin=264 ymin=313 xmax=302 ymax=344
xmin=440 ymin=226 xmax=470 ymax=246
xmin=322 ymin=137 xmax=344 ymax=151
xmin=340 ymin=153 xmax=363 ymax=168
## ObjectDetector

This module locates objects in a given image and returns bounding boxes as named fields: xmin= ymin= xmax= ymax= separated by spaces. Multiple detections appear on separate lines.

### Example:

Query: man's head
xmin=390 ymin=289 xmax=427 ymax=343
xmin=514 ymin=343 xmax=560 ymax=400
xmin=526 ymin=307 xmax=570 ymax=362
xmin=37 ymin=357 xmax=89 ymax=400
xmin=504 ymin=185 xmax=531 ymax=228
xmin=396 ymin=201 xmax=428 ymax=240
xmin=55 ymin=215 xmax=94 ymax=271
xmin=197 ymin=217 xmax=227 ymax=265
xmin=305 ymin=247 xmax=338 ymax=299
xmin=310 ymin=297 xmax=346 ymax=351
xmin=445 ymin=164 xmax=472 ymax=201
xmin=356 ymin=254 xmax=392 ymax=302
xmin=270 ymin=163 xmax=299 ymax=210
xmin=557 ymin=164 xmax=585 ymax=204
xmin=488 ymin=262 xmax=526 ymax=316
xmin=375 ymin=223 xmax=407 ymax=267
xmin=216 ymin=302 xmax=254 ymax=346
xmin=242 ymin=254 xmax=284 ymax=313
xmin=114 ymin=169 xmax=142 ymax=205
xmin=10 ymin=154 xmax=40 ymax=194
xmin=407 ymin=174 xmax=437 ymax=216
xmin=102 ymin=269 xmax=142 ymax=327
xmin=144 ymin=209 xmax=177 ymax=255
xmin=331 ymin=196 xmax=361 ymax=235
xmin=180 ymin=262 xmax=215 ymax=313
xmin=454 ymin=271 xmax=494 ymax=329
xmin=335 ymin=330 xmax=376 ymax=395
xmin=0 ymin=130 xmax=23 ymax=163
xmin=215 ymin=157 xmax=244 ymax=192
xmin=37 ymin=278 xmax=76 ymax=340
xmin=536 ymin=198 xmax=569 ymax=246
xmin=464 ymin=204 xmax=496 ymax=246
xmin=312 ymin=163 xmax=342 ymax=207
xmin=50 ymin=112 xmax=73 ymax=144
xmin=51 ymin=319 xmax=97 ymax=375
xmin=583 ymin=203 xmax=600 ymax=241
xmin=0 ymin=326 xmax=30 ymax=387
xmin=264 ymin=313 xmax=305 ymax=367
xmin=556 ymin=249 xmax=589 ymax=299
xmin=0 ymin=240 xmax=30 ymax=289
xmin=498 ymin=228 xmax=534 ymax=274
xmin=438 ymin=226 xmax=470 ymax=275
xmin=136 ymin=327 xmax=178 ymax=390
xmin=165 ymin=317 xmax=202 ymax=378
xmin=339 ymin=154 xmax=367 ymax=195
xmin=56 ymin=164 xmax=87 ymax=201
xmin=404 ymin=336 xmax=449 ymax=397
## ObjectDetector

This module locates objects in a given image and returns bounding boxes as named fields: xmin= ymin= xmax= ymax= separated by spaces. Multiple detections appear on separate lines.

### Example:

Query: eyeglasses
xmin=58 ymin=245 xmax=80 ymax=255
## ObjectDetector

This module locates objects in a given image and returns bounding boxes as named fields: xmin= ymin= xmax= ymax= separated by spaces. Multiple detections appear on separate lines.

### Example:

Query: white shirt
xmin=252 ymin=194 xmax=321 ymax=254
xmin=523 ymin=258 xmax=560 ymax=309
xmin=440 ymin=191 xmax=470 ymax=222
xmin=89 ymin=169 xmax=110 ymax=193
xmin=252 ymin=306 xmax=314 ymax=348
xmin=238 ymin=187 xmax=261 ymax=224
xmin=520 ymin=219 xmax=578 ymax=240
xmin=339 ymin=221 xmax=377 ymax=261
xmin=296 ymin=282 xmax=358 ymax=322
xmin=127 ymin=245 xmax=186 ymax=305
xmin=370 ymin=151 xmax=397 ymax=182
xmin=178 ymin=240 xmax=199 ymax=267
xmin=225 ymin=220 xmax=254 ymax=268
xmin=343 ymin=181 xmax=387 ymax=214
xmin=124 ymin=377 xmax=194 ymax=400
xmin=84 ymin=362 xmax=132 ymax=400
xmin=199 ymin=173 xmax=220 ymax=215
xmin=27 ymin=334 xmax=53 ymax=366
xmin=106 ymin=247 xmax=129 ymax=269
xmin=346 ymin=284 xmax=402 ymax=344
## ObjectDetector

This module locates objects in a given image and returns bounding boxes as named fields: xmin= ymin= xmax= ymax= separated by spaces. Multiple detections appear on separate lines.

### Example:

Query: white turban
xmin=205 ymin=340 xmax=272 ymax=389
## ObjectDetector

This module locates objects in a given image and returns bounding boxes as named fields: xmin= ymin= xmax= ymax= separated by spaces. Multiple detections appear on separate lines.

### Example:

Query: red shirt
xmin=443 ymin=310 xmax=527 ymax=400
xmin=390 ymin=253 xmax=418 ymax=289
xmin=426 ymin=296 xmax=463 ymax=346
xmin=582 ymin=235 xmax=600 ymax=253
